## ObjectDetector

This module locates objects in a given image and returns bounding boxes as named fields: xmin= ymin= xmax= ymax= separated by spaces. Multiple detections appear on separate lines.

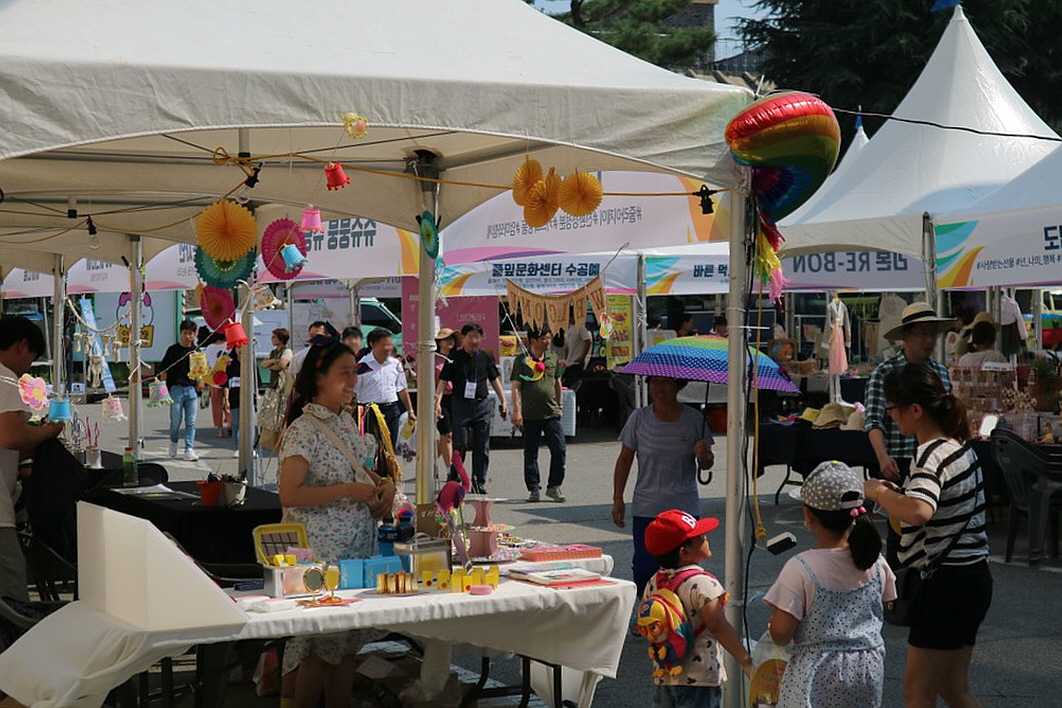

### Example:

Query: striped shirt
xmin=898 ymin=438 xmax=988 ymax=570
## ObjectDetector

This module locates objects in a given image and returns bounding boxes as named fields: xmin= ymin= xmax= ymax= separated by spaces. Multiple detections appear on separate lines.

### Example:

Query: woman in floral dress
xmin=278 ymin=338 xmax=396 ymax=708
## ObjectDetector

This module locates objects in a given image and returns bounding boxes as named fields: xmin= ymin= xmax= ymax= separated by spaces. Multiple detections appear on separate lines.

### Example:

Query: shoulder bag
xmin=884 ymin=452 xmax=980 ymax=627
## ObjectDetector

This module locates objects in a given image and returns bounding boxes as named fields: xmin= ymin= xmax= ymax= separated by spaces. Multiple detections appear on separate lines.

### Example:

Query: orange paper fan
xmin=558 ymin=170 xmax=603 ymax=217
xmin=196 ymin=200 xmax=258 ymax=262
xmin=523 ymin=168 xmax=561 ymax=228
xmin=512 ymin=158 xmax=544 ymax=207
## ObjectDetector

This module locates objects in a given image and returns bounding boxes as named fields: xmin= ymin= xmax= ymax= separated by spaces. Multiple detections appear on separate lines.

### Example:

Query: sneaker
xmin=471 ymin=480 xmax=487 ymax=496
xmin=546 ymin=487 xmax=566 ymax=503
xmin=527 ymin=490 xmax=540 ymax=503
xmin=232 ymin=449 xmax=240 ymax=458
xmin=169 ymin=441 xmax=178 ymax=458
xmin=183 ymin=448 xmax=200 ymax=462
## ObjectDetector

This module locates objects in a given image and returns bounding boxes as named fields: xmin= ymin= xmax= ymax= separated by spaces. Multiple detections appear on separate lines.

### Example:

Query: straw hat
xmin=813 ymin=402 xmax=856 ymax=429
xmin=883 ymin=302 xmax=953 ymax=341
xmin=434 ymin=328 xmax=456 ymax=341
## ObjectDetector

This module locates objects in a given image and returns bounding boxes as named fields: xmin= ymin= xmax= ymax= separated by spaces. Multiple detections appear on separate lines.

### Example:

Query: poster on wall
xmin=402 ymin=278 xmax=500 ymax=365
xmin=605 ymin=294 xmax=633 ymax=369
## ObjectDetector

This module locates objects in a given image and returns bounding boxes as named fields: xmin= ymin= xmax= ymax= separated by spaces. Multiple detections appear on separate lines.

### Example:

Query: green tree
xmin=740 ymin=0 xmax=1062 ymax=135
xmin=547 ymin=1 xmax=717 ymax=70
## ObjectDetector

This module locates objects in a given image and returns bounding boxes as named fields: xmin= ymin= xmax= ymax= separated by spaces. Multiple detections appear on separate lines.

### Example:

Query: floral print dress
xmin=279 ymin=403 xmax=380 ymax=672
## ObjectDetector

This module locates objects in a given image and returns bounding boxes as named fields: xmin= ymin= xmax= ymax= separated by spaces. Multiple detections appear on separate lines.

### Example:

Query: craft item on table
xmin=85 ymin=446 xmax=103 ymax=470
xmin=262 ymin=218 xmax=309 ymax=280
xmin=557 ymin=169 xmax=603 ymax=217
xmin=364 ymin=555 xmax=404 ymax=589
xmin=48 ymin=397 xmax=73 ymax=423
xmin=301 ymin=205 xmax=324 ymax=233
xmin=519 ymin=544 xmax=603 ymax=563
xmin=324 ymin=161 xmax=350 ymax=190
xmin=147 ymin=380 xmax=173 ymax=407
xmin=373 ymin=572 xmax=421 ymax=596
xmin=188 ymin=350 xmax=210 ymax=381
xmin=416 ymin=210 xmax=440 ymax=260
xmin=241 ymin=598 xmax=298 ymax=613
xmin=343 ymin=113 xmax=369 ymax=140
xmin=224 ymin=321 xmax=249 ymax=349
xmin=509 ymin=567 xmax=602 ymax=587
xmin=395 ymin=535 xmax=451 ymax=577
xmin=17 ymin=374 xmax=49 ymax=411
xmin=451 ymin=568 xmax=468 ymax=593
xmin=195 ymin=247 xmax=256 ymax=289
xmin=469 ymin=584 xmax=493 ymax=596
xmin=340 ymin=559 xmax=366 ymax=589
xmin=522 ymin=167 xmax=561 ymax=228
xmin=199 ymin=285 xmax=237 ymax=331
xmin=511 ymin=158 xmax=544 ymax=206
xmin=196 ymin=199 xmax=258 ymax=261
xmin=725 ymin=92 xmax=839 ymax=302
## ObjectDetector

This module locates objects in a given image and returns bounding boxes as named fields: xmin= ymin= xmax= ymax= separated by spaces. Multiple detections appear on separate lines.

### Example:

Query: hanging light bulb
xmin=324 ymin=162 xmax=350 ymax=190
xmin=301 ymin=205 xmax=323 ymax=233
xmin=86 ymin=216 xmax=100 ymax=250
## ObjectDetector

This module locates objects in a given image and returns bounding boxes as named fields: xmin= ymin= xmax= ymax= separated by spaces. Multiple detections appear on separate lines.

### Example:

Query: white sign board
xmin=936 ymin=208 xmax=1062 ymax=288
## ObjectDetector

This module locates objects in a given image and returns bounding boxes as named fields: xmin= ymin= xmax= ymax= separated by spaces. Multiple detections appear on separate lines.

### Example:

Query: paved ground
xmin=89 ymin=400 xmax=1062 ymax=708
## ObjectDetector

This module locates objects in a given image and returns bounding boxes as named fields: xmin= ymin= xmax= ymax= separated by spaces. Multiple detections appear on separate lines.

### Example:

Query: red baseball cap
xmin=645 ymin=510 xmax=720 ymax=556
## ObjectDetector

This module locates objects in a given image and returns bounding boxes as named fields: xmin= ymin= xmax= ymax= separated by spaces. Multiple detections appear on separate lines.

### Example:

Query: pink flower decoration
xmin=18 ymin=374 xmax=48 ymax=411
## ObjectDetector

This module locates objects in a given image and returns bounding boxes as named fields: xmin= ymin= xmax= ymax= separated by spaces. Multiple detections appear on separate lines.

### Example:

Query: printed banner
xmin=443 ymin=171 xmax=728 ymax=264
xmin=782 ymin=251 xmax=924 ymax=291
xmin=438 ymin=253 xmax=636 ymax=298
xmin=506 ymin=276 xmax=607 ymax=331
xmin=605 ymin=294 xmax=634 ymax=369
xmin=936 ymin=208 xmax=1062 ymax=288
xmin=402 ymin=278 xmax=499 ymax=362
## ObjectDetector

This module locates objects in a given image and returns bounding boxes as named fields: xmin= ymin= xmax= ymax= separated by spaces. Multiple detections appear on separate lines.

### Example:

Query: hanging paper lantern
xmin=512 ymin=158 xmax=543 ymax=206
xmin=262 ymin=219 xmax=309 ymax=280
xmin=523 ymin=168 xmax=561 ymax=228
xmin=188 ymin=350 xmax=210 ymax=381
xmin=225 ymin=321 xmax=249 ymax=349
xmin=195 ymin=247 xmax=256 ymax=289
xmin=199 ymin=285 xmax=237 ymax=331
xmin=301 ymin=205 xmax=323 ymax=234
xmin=102 ymin=395 xmax=126 ymax=421
xmin=324 ymin=162 xmax=350 ymax=190
xmin=280 ymin=244 xmax=308 ymax=273
xmin=148 ymin=380 xmax=173 ymax=407
xmin=48 ymin=398 xmax=73 ymax=422
xmin=196 ymin=199 xmax=258 ymax=261
xmin=343 ymin=113 xmax=369 ymax=140
xmin=17 ymin=374 xmax=49 ymax=411
xmin=418 ymin=210 xmax=440 ymax=260
xmin=558 ymin=170 xmax=603 ymax=217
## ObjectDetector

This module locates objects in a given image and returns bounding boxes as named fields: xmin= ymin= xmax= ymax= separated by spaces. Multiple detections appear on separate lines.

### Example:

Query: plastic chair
xmin=990 ymin=429 xmax=1062 ymax=564
xmin=18 ymin=532 xmax=78 ymax=602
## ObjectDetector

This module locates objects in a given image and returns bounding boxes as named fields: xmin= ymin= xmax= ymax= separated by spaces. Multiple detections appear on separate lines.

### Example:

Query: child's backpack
xmin=636 ymin=568 xmax=714 ymax=678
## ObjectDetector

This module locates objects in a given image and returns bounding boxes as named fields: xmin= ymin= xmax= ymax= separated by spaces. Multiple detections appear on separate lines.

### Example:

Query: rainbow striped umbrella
xmin=621 ymin=335 xmax=798 ymax=393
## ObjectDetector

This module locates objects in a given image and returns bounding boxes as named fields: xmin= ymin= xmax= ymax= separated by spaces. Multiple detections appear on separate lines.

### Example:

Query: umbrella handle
xmin=698 ymin=382 xmax=713 ymax=486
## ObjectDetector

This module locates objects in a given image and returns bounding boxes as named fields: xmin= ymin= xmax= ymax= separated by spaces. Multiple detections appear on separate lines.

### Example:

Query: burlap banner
xmin=506 ymin=276 xmax=607 ymax=330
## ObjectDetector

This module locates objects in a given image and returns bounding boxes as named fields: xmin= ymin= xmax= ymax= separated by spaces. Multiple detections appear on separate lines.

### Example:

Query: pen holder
xmin=197 ymin=480 xmax=224 ymax=507
xmin=85 ymin=447 xmax=103 ymax=470
xmin=224 ymin=481 xmax=247 ymax=507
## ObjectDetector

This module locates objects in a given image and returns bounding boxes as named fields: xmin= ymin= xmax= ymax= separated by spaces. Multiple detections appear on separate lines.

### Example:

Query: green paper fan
xmin=195 ymin=247 xmax=256 ymax=289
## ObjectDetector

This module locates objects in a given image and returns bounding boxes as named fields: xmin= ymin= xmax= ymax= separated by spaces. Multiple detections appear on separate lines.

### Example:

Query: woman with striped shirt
xmin=865 ymin=363 xmax=991 ymax=708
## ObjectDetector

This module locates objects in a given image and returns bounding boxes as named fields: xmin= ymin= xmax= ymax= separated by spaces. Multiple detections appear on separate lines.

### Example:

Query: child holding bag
xmin=764 ymin=462 xmax=896 ymax=708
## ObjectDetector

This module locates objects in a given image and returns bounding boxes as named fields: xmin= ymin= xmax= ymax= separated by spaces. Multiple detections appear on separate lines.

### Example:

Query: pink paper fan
xmin=262 ymin=218 xmax=308 ymax=280
xmin=200 ymin=285 xmax=236 ymax=331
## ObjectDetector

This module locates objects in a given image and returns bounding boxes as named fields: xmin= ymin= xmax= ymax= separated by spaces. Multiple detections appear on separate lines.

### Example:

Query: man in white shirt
xmin=0 ymin=317 xmax=65 ymax=601
xmin=562 ymin=314 xmax=593 ymax=387
xmin=355 ymin=328 xmax=415 ymax=448
xmin=289 ymin=320 xmax=329 ymax=380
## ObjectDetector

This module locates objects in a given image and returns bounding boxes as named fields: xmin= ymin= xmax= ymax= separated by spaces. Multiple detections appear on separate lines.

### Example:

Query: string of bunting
xmin=505 ymin=276 xmax=608 ymax=332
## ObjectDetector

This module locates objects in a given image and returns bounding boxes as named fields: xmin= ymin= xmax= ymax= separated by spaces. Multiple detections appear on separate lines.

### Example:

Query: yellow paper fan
xmin=512 ymin=158 xmax=544 ymax=207
xmin=558 ymin=170 xmax=603 ymax=217
xmin=523 ymin=168 xmax=561 ymax=228
xmin=196 ymin=200 xmax=258 ymax=262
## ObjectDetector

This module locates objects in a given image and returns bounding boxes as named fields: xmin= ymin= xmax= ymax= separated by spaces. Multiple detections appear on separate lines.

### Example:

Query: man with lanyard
xmin=355 ymin=328 xmax=415 ymax=448
xmin=436 ymin=323 xmax=507 ymax=494
xmin=511 ymin=326 xmax=566 ymax=503
xmin=864 ymin=302 xmax=952 ymax=565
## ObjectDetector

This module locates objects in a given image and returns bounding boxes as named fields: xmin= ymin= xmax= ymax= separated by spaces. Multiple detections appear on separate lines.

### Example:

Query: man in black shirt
xmin=158 ymin=319 xmax=204 ymax=461
xmin=436 ymin=323 xmax=507 ymax=493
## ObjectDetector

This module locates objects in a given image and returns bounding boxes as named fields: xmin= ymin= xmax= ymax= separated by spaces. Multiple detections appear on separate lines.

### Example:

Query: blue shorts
xmin=654 ymin=684 xmax=722 ymax=708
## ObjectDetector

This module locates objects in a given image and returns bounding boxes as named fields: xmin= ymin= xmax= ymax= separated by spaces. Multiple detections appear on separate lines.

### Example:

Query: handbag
xmin=258 ymin=386 xmax=283 ymax=431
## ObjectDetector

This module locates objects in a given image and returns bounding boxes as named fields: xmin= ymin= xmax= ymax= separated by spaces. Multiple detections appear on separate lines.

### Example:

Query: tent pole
xmin=411 ymin=152 xmax=440 ymax=506
xmin=923 ymin=213 xmax=944 ymax=361
xmin=722 ymin=190 xmax=748 ymax=708
xmin=1033 ymin=288 xmax=1044 ymax=350
xmin=128 ymin=236 xmax=143 ymax=451
xmin=239 ymin=283 xmax=256 ymax=484
xmin=636 ymin=254 xmax=648 ymax=409
xmin=51 ymin=253 xmax=65 ymax=393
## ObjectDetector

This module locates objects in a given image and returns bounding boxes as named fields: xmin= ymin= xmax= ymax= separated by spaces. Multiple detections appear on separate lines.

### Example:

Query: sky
xmin=531 ymin=0 xmax=766 ymax=44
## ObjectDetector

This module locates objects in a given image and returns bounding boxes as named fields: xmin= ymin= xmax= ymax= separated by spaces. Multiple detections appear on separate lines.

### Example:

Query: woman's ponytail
xmin=847 ymin=511 xmax=883 ymax=571
xmin=884 ymin=363 xmax=971 ymax=443
xmin=940 ymin=392 xmax=971 ymax=442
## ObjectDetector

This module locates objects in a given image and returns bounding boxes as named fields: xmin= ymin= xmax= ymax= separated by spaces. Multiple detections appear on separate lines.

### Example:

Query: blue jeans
xmin=654 ymin=685 xmax=721 ymax=708
xmin=522 ymin=417 xmax=566 ymax=491
xmin=169 ymin=385 xmax=198 ymax=450
xmin=632 ymin=515 xmax=659 ymax=597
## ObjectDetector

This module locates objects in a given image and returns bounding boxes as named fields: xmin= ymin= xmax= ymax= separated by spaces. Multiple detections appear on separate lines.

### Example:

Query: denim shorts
xmin=654 ymin=684 xmax=722 ymax=708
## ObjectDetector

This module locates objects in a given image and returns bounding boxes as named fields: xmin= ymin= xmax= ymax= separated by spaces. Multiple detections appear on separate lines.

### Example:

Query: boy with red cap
xmin=640 ymin=509 xmax=752 ymax=708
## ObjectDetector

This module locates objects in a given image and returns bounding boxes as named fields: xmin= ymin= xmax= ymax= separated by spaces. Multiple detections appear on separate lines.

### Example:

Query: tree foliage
xmin=740 ymin=0 xmax=1062 ymax=136
xmin=549 ymin=0 xmax=716 ymax=70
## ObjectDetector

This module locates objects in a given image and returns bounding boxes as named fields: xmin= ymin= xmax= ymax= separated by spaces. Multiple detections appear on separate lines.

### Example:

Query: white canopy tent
xmin=935 ymin=144 xmax=1062 ymax=289
xmin=778 ymin=6 xmax=1058 ymax=282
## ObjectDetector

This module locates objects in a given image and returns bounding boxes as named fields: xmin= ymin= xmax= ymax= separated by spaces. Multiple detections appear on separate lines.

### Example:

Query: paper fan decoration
xmin=199 ymin=285 xmax=237 ymax=331
xmin=262 ymin=218 xmax=308 ymax=280
xmin=558 ymin=170 xmax=603 ymax=217
xmin=518 ymin=356 xmax=546 ymax=382
xmin=417 ymin=210 xmax=440 ymax=260
xmin=523 ymin=168 xmax=561 ymax=228
xmin=18 ymin=374 xmax=49 ymax=411
xmin=512 ymin=158 xmax=543 ymax=206
xmin=196 ymin=199 xmax=258 ymax=261
xmin=195 ymin=247 xmax=255 ymax=289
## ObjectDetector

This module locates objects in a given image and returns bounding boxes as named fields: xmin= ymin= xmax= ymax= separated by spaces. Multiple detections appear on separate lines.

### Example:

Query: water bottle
xmin=378 ymin=516 xmax=398 ymax=556
xmin=396 ymin=509 xmax=415 ymax=543
xmin=122 ymin=447 xmax=138 ymax=487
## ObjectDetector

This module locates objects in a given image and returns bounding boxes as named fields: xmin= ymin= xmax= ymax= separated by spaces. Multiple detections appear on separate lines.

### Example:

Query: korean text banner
xmin=442 ymin=172 xmax=727 ymax=264
xmin=439 ymin=254 xmax=637 ymax=298
xmin=936 ymin=208 xmax=1062 ymax=288
xmin=783 ymin=251 xmax=924 ymax=291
